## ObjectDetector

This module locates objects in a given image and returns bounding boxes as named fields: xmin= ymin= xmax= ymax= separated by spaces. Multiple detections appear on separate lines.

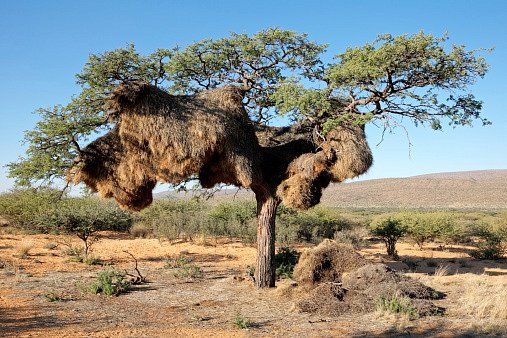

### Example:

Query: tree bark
xmin=254 ymin=190 xmax=279 ymax=288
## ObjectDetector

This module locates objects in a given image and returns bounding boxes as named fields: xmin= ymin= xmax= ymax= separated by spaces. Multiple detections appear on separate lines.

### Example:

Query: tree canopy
xmin=8 ymin=28 xmax=489 ymax=188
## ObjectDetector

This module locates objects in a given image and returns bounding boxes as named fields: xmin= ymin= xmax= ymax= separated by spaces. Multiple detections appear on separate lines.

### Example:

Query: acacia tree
xmin=9 ymin=29 xmax=489 ymax=287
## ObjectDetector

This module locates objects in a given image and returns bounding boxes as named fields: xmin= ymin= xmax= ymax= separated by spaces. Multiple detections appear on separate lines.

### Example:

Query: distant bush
xmin=398 ymin=212 xmax=456 ymax=248
xmin=55 ymin=198 xmax=132 ymax=256
xmin=469 ymin=222 xmax=505 ymax=260
xmin=130 ymin=222 xmax=152 ymax=238
xmin=370 ymin=215 xmax=408 ymax=258
xmin=376 ymin=294 xmax=419 ymax=319
xmin=208 ymin=201 xmax=256 ymax=242
xmin=0 ymin=189 xmax=133 ymax=257
xmin=136 ymin=199 xmax=207 ymax=241
xmin=277 ymin=206 xmax=353 ymax=244
xmin=0 ymin=188 xmax=63 ymax=232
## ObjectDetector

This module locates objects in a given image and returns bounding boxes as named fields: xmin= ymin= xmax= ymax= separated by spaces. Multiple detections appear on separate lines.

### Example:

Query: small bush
xmin=87 ymin=269 xmax=131 ymax=296
xmin=165 ymin=255 xmax=203 ymax=279
xmin=434 ymin=265 xmax=450 ymax=277
xmin=370 ymin=215 xmax=407 ymax=258
xmin=233 ymin=313 xmax=251 ymax=329
xmin=42 ymin=292 xmax=63 ymax=302
xmin=208 ymin=201 xmax=256 ymax=242
xmin=274 ymin=247 xmax=300 ymax=279
xmin=469 ymin=223 xmax=505 ymax=260
xmin=399 ymin=212 xmax=456 ymax=249
xmin=43 ymin=242 xmax=58 ymax=250
xmin=277 ymin=206 xmax=354 ymax=244
xmin=334 ymin=226 xmax=369 ymax=248
xmin=137 ymin=199 xmax=208 ymax=241
xmin=376 ymin=294 xmax=419 ymax=319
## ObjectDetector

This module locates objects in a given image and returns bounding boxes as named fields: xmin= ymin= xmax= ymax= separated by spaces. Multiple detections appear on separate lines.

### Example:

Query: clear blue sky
xmin=1 ymin=0 xmax=506 ymax=192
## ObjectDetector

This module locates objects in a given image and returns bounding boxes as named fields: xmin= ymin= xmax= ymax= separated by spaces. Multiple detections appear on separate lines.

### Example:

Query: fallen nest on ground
xmin=286 ymin=240 xmax=444 ymax=317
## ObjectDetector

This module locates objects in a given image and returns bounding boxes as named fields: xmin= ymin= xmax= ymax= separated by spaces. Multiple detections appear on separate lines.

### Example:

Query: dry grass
xmin=453 ymin=275 xmax=507 ymax=320
xmin=15 ymin=240 xmax=34 ymax=258
xmin=130 ymin=222 xmax=152 ymax=238
xmin=434 ymin=264 xmax=451 ymax=277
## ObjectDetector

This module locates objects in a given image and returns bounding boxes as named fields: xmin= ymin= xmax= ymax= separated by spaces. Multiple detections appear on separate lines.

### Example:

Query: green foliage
xmin=469 ymin=222 xmax=505 ymax=260
xmin=42 ymin=292 xmax=63 ymax=302
xmin=0 ymin=189 xmax=132 ymax=236
xmin=8 ymin=44 xmax=172 ymax=187
xmin=87 ymin=269 xmax=131 ymax=296
xmin=370 ymin=215 xmax=408 ymax=258
xmin=0 ymin=189 xmax=132 ymax=259
xmin=376 ymin=294 xmax=419 ymax=319
xmin=136 ymin=199 xmax=207 ymax=241
xmin=232 ymin=313 xmax=251 ymax=329
xmin=274 ymin=247 xmax=300 ymax=279
xmin=165 ymin=255 xmax=203 ymax=279
xmin=396 ymin=212 xmax=456 ymax=248
xmin=208 ymin=201 xmax=257 ymax=241
xmin=326 ymin=32 xmax=490 ymax=129
xmin=277 ymin=205 xmax=353 ymax=244
xmin=9 ymin=29 xmax=490 ymax=188
xmin=0 ymin=188 xmax=63 ymax=232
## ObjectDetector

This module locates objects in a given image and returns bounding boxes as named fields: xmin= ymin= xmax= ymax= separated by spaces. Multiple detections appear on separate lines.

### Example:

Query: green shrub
xmin=130 ymin=222 xmax=152 ymax=238
xmin=277 ymin=206 xmax=353 ymax=244
xmin=376 ymin=294 xmax=419 ymax=319
xmin=370 ymin=215 xmax=407 ymax=258
xmin=87 ymin=269 xmax=131 ymax=296
xmin=233 ymin=313 xmax=251 ymax=329
xmin=42 ymin=292 xmax=63 ymax=302
xmin=208 ymin=201 xmax=256 ymax=242
xmin=274 ymin=247 xmax=300 ymax=279
xmin=395 ymin=212 xmax=456 ymax=248
xmin=137 ymin=199 xmax=207 ymax=241
xmin=469 ymin=222 xmax=505 ymax=260
xmin=165 ymin=255 xmax=203 ymax=279
xmin=0 ymin=188 xmax=63 ymax=232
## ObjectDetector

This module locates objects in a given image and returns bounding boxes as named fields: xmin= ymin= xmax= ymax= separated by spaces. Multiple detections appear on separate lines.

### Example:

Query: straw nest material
xmin=292 ymin=239 xmax=367 ymax=285
xmin=276 ymin=125 xmax=372 ymax=210
xmin=70 ymin=81 xmax=261 ymax=210
xmin=290 ymin=240 xmax=444 ymax=317
xmin=70 ymin=81 xmax=373 ymax=212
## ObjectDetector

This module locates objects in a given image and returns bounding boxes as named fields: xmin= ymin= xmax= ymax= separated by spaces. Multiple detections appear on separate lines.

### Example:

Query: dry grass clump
xmin=0 ymin=216 xmax=9 ymax=227
xmin=130 ymin=222 xmax=152 ymax=238
xmin=454 ymin=276 xmax=507 ymax=320
xmin=292 ymin=239 xmax=367 ymax=285
xmin=291 ymin=240 xmax=443 ymax=317
xmin=15 ymin=240 xmax=35 ymax=258
xmin=70 ymin=82 xmax=261 ymax=211
xmin=342 ymin=264 xmax=440 ymax=300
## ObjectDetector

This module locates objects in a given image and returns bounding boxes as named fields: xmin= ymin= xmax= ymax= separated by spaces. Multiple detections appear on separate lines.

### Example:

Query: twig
xmin=123 ymin=250 xmax=146 ymax=284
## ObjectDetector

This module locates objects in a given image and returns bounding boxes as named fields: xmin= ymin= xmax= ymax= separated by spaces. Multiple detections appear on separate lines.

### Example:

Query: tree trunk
xmin=254 ymin=190 xmax=279 ymax=288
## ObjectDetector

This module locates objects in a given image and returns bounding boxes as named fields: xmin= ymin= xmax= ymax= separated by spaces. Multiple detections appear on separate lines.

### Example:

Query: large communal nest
xmin=276 ymin=125 xmax=373 ymax=210
xmin=288 ymin=240 xmax=444 ymax=317
xmin=69 ymin=81 xmax=374 ymax=212
xmin=69 ymin=81 xmax=262 ymax=211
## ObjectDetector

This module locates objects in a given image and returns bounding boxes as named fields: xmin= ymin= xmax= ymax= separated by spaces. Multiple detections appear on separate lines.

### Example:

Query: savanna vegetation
xmin=1 ymin=189 xmax=505 ymax=261
xmin=7 ymin=28 xmax=491 ymax=287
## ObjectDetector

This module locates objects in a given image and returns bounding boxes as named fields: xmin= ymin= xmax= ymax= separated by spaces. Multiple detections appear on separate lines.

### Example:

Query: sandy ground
xmin=1 ymin=230 xmax=506 ymax=337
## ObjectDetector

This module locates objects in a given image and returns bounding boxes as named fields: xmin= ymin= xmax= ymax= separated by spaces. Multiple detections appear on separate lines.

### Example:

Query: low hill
xmin=321 ymin=169 xmax=507 ymax=209
xmin=156 ymin=169 xmax=507 ymax=210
